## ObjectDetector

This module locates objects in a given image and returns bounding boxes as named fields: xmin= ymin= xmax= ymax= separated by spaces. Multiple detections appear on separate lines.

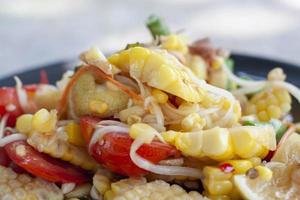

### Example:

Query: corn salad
xmin=1 ymin=15 xmax=299 ymax=200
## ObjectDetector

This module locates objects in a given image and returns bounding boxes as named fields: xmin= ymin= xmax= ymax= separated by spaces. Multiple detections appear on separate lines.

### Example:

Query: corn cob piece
xmin=104 ymin=177 xmax=208 ymax=200
xmin=108 ymin=47 xmax=206 ymax=103
xmin=27 ymin=132 xmax=98 ymax=171
xmin=185 ymin=54 xmax=207 ymax=80
xmin=162 ymin=125 xmax=275 ymax=161
xmin=0 ymin=165 xmax=63 ymax=200
xmin=244 ymin=87 xmax=291 ymax=122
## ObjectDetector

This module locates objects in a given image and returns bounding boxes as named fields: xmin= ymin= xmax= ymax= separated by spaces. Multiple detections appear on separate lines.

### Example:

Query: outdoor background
xmin=1 ymin=0 xmax=300 ymax=78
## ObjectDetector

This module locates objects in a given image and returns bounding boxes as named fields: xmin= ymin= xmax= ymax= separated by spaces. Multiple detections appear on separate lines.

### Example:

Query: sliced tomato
xmin=91 ymin=133 xmax=180 ymax=177
xmin=80 ymin=116 xmax=101 ymax=143
xmin=5 ymin=140 xmax=89 ymax=184
xmin=80 ymin=116 xmax=180 ymax=177
xmin=0 ymin=87 xmax=24 ymax=126
xmin=0 ymin=147 xmax=10 ymax=167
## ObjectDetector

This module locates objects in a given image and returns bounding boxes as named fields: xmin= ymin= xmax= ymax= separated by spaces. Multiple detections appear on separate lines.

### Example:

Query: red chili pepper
xmin=219 ymin=163 xmax=234 ymax=173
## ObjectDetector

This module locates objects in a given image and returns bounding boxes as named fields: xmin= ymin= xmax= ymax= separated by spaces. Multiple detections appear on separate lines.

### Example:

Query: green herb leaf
xmin=146 ymin=15 xmax=171 ymax=38
xmin=225 ymin=58 xmax=236 ymax=90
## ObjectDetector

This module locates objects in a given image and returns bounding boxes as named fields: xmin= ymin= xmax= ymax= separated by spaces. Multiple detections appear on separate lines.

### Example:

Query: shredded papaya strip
xmin=57 ymin=65 xmax=142 ymax=119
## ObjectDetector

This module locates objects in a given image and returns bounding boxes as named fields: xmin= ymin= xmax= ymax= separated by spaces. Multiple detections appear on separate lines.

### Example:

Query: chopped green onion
xmin=243 ymin=119 xmax=288 ymax=143
xmin=146 ymin=15 xmax=170 ymax=38
xmin=125 ymin=42 xmax=142 ymax=50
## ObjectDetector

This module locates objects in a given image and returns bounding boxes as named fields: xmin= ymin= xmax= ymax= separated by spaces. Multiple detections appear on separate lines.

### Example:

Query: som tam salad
xmin=1 ymin=15 xmax=300 ymax=200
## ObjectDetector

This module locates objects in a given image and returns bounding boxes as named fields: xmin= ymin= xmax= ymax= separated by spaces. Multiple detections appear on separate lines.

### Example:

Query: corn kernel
xmin=203 ymin=166 xmax=232 ymax=181
xmin=222 ymin=160 xmax=253 ymax=174
xmin=174 ymin=131 xmax=204 ymax=157
xmin=151 ymin=89 xmax=168 ymax=104
xmin=16 ymin=114 xmax=33 ymax=134
xmin=211 ymin=58 xmax=222 ymax=69
xmin=32 ymin=109 xmax=57 ymax=133
xmin=162 ymin=131 xmax=178 ymax=144
xmin=202 ymin=128 xmax=233 ymax=160
xmin=207 ymin=180 xmax=233 ymax=195
xmin=129 ymin=123 xmax=156 ymax=143
xmin=181 ymin=113 xmax=206 ymax=131
xmin=127 ymin=115 xmax=142 ymax=125
xmin=89 ymin=100 xmax=108 ymax=114
xmin=65 ymin=122 xmax=86 ymax=147
xmin=254 ymin=166 xmax=273 ymax=181
xmin=267 ymin=105 xmax=281 ymax=119
xmin=248 ymin=157 xmax=261 ymax=167
xmin=161 ymin=34 xmax=188 ymax=53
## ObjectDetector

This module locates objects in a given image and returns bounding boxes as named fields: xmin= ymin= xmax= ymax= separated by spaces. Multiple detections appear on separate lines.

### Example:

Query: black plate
xmin=1 ymin=54 xmax=299 ymax=119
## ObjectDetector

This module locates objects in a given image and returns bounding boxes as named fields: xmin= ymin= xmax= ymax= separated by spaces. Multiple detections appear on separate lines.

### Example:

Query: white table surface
xmin=1 ymin=0 xmax=300 ymax=78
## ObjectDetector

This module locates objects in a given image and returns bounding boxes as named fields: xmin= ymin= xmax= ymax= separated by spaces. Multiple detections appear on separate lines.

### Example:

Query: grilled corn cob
xmin=27 ymin=132 xmax=97 ymax=171
xmin=162 ymin=125 xmax=275 ymax=161
xmin=108 ymin=47 xmax=206 ymax=103
xmin=104 ymin=177 xmax=208 ymax=200
xmin=0 ymin=165 xmax=63 ymax=200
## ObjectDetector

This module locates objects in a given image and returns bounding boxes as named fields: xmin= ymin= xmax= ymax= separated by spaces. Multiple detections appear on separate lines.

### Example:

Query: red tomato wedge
xmin=5 ymin=140 xmax=89 ymax=184
xmin=0 ymin=147 xmax=10 ymax=167
xmin=91 ymin=133 xmax=180 ymax=177
xmin=0 ymin=87 xmax=24 ymax=126
xmin=57 ymin=65 xmax=143 ymax=119
xmin=80 ymin=116 xmax=180 ymax=177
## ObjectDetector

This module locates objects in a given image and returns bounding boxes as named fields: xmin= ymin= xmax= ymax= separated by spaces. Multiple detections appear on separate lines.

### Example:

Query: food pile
xmin=1 ymin=16 xmax=300 ymax=200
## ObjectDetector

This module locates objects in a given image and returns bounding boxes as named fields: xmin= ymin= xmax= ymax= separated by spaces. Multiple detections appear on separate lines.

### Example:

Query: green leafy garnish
xmin=146 ymin=15 xmax=170 ymax=38
xmin=243 ymin=119 xmax=288 ymax=143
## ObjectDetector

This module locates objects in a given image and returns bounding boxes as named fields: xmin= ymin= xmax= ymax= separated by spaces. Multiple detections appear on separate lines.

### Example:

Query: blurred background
xmin=0 ymin=0 xmax=300 ymax=78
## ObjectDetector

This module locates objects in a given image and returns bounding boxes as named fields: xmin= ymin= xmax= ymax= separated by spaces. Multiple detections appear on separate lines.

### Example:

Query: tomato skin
xmin=0 ymin=147 xmax=10 ymax=167
xmin=91 ymin=132 xmax=180 ymax=177
xmin=5 ymin=140 xmax=89 ymax=184
xmin=80 ymin=116 xmax=101 ymax=143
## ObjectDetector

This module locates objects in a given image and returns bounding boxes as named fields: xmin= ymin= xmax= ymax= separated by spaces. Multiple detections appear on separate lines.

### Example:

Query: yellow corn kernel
xmin=161 ymin=34 xmax=188 ymax=53
xmin=174 ymin=131 xmax=204 ymax=157
xmin=207 ymin=180 xmax=233 ymax=195
xmin=32 ymin=109 xmax=57 ymax=133
xmin=211 ymin=57 xmax=222 ymax=69
xmin=202 ymin=128 xmax=233 ymax=160
xmin=127 ymin=115 xmax=142 ymax=125
xmin=162 ymin=131 xmax=178 ymax=144
xmin=89 ymin=100 xmax=108 ymax=115
xmin=151 ymin=89 xmax=168 ymax=104
xmin=129 ymin=123 xmax=156 ymax=143
xmin=16 ymin=114 xmax=33 ymax=134
xmin=222 ymin=160 xmax=253 ymax=174
xmin=65 ymin=122 xmax=86 ymax=147
xmin=203 ymin=166 xmax=232 ymax=181
xmin=267 ymin=105 xmax=281 ymax=119
xmin=181 ymin=113 xmax=206 ymax=131
xmin=254 ymin=166 xmax=273 ymax=181
xmin=248 ymin=157 xmax=261 ymax=167
xmin=230 ymin=129 xmax=262 ymax=159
